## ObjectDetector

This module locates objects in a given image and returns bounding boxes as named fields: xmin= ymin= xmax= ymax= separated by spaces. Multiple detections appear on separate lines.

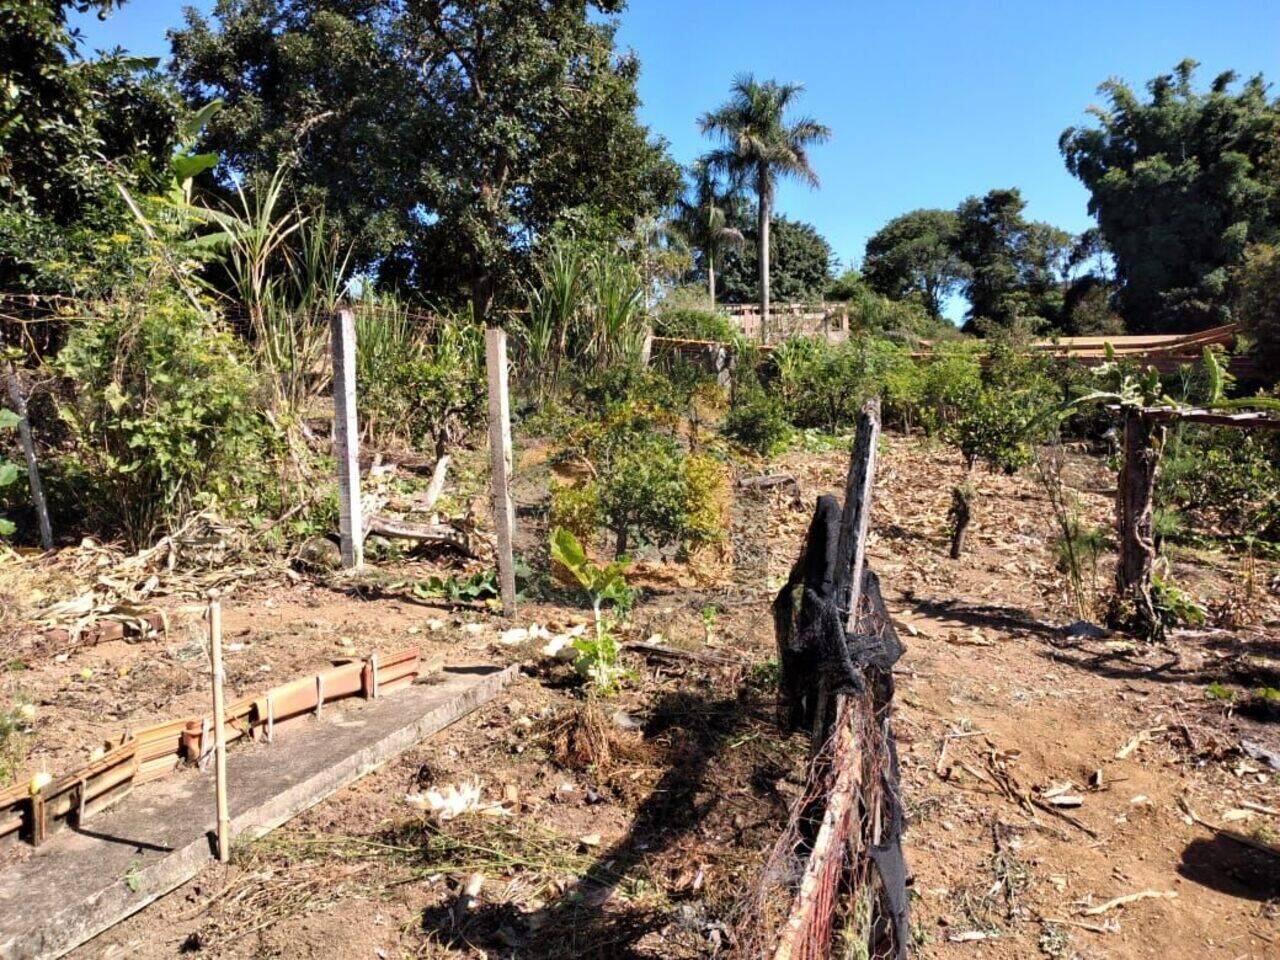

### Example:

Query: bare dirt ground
xmin=3 ymin=434 xmax=1278 ymax=958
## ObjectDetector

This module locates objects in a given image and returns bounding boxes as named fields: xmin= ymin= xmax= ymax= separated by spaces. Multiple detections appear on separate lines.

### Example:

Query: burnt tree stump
xmin=1115 ymin=407 xmax=1166 ymax=638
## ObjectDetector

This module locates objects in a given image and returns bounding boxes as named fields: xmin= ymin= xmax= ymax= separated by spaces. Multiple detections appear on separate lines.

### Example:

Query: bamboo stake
xmin=208 ymin=592 xmax=231 ymax=863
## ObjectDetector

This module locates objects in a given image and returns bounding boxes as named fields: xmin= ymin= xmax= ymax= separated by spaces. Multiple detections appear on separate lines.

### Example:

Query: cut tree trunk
xmin=1115 ymin=408 xmax=1165 ymax=638
xmin=3 ymin=360 xmax=53 ymax=549
xmin=948 ymin=484 xmax=972 ymax=559
xmin=758 ymin=176 xmax=772 ymax=344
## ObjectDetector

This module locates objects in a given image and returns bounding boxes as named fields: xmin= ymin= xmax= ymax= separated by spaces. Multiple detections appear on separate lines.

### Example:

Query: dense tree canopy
xmin=953 ymin=188 xmax=1071 ymax=332
xmin=171 ymin=0 xmax=681 ymax=317
xmin=1 ymin=0 xmax=180 ymax=290
xmin=862 ymin=208 xmax=965 ymax=322
xmin=717 ymin=213 xmax=835 ymax=305
xmin=1061 ymin=60 xmax=1280 ymax=332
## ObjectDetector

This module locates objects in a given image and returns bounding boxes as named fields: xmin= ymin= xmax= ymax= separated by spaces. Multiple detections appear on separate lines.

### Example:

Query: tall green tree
xmin=862 ymin=208 xmax=965 ymax=322
xmin=672 ymin=160 xmax=745 ymax=305
xmin=1061 ymin=60 xmax=1280 ymax=332
xmin=1 ymin=0 xmax=180 ymax=290
xmin=171 ymin=0 xmax=681 ymax=318
xmin=717 ymin=213 xmax=835 ymax=305
xmin=953 ymin=188 xmax=1070 ymax=332
xmin=699 ymin=75 xmax=830 ymax=340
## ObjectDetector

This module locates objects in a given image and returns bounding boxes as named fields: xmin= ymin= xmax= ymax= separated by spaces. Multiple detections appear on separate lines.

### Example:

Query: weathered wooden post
xmin=1116 ymin=407 xmax=1164 ymax=637
xmin=811 ymin=399 xmax=881 ymax=749
xmin=330 ymin=309 xmax=363 ymax=569
xmin=485 ymin=326 xmax=517 ymax=615
xmin=3 ymin=360 xmax=53 ymax=550
xmin=836 ymin=399 xmax=882 ymax=632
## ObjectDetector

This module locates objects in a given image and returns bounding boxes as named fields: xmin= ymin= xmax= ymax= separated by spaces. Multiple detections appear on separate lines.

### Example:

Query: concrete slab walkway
xmin=0 ymin=663 xmax=517 ymax=960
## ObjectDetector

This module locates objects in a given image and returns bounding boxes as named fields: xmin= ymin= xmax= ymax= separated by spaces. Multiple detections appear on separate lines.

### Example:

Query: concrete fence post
xmin=330 ymin=309 xmax=363 ymax=569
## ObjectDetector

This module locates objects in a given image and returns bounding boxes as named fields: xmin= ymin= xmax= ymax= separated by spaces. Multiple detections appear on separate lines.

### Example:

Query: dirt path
xmin=10 ymin=435 xmax=1276 ymax=958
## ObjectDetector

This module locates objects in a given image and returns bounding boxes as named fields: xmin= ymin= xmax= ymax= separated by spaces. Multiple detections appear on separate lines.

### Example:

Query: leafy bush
xmin=721 ymin=381 xmax=791 ymax=456
xmin=770 ymin=336 xmax=919 ymax=433
xmin=946 ymin=341 xmax=1059 ymax=473
xmin=653 ymin=290 xmax=739 ymax=343
xmin=916 ymin=344 xmax=983 ymax=435
xmin=680 ymin=453 xmax=730 ymax=551
xmin=357 ymin=307 xmax=485 ymax=456
xmin=549 ymin=481 xmax=600 ymax=553
xmin=597 ymin=429 xmax=689 ymax=557
xmin=0 ymin=407 xmax=19 ymax=537
xmin=52 ymin=294 xmax=268 ymax=547
xmin=1151 ymin=574 xmax=1206 ymax=629
xmin=1158 ymin=426 xmax=1279 ymax=541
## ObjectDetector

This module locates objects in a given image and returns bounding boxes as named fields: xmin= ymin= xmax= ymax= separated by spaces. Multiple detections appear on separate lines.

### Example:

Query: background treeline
xmin=0 ymin=1 xmax=1276 ymax=560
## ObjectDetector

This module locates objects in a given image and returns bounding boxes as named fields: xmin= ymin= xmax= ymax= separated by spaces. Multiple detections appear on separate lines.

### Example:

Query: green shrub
xmin=0 ymin=407 xmax=19 ymax=537
xmin=946 ymin=341 xmax=1059 ymax=473
xmin=549 ymin=481 xmax=600 ymax=552
xmin=654 ymin=305 xmax=738 ymax=343
xmin=1151 ymin=574 xmax=1206 ymax=629
xmin=598 ymin=429 xmax=688 ymax=556
xmin=770 ymin=336 xmax=919 ymax=433
xmin=681 ymin=453 xmax=730 ymax=550
xmin=357 ymin=308 xmax=485 ymax=456
xmin=721 ymin=383 xmax=791 ymax=456
xmin=1158 ymin=426 xmax=1279 ymax=541
xmin=916 ymin=344 xmax=983 ymax=435
xmin=53 ymin=294 xmax=267 ymax=547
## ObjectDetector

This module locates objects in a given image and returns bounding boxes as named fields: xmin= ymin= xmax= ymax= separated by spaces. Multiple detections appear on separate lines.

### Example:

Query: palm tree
xmin=699 ymin=75 xmax=830 ymax=340
xmin=673 ymin=159 xmax=746 ymax=306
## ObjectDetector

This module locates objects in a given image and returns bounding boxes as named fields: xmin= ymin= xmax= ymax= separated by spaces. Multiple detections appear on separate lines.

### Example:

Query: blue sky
xmin=72 ymin=0 xmax=1280 ymax=276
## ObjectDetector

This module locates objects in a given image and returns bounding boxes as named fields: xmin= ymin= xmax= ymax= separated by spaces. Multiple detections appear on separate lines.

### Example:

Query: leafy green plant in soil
xmin=549 ymin=527 xmax=634 ymax=696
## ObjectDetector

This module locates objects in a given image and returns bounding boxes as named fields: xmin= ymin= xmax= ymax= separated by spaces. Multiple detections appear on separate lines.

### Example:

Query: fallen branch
xmin=1080 ymin=890 xmax=1176 ymax=916
xmin=1115 ymin=726 xmax=1166 ymax=760
xmin=738 ymin=473 xmax=801 ymax=504
xmin=1036 ymin=915 xmax=1117 ymax=935
xmin=623 ymin=641 xmax=744 ymax=668
xmin=363 ymin=515 xmax=475 ymax=557
xmin=422 ymin=454 xmax=450 ymax=512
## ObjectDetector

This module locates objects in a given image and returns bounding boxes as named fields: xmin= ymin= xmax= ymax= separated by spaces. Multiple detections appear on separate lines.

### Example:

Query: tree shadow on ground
xmin=1177 ymin=834 xmax=1280 ymax=902
xmin=904 ymin=593 xmax=1063 ymax=639
xmin=1039 ymin=636 xmax=1280 ymax=691
xmin=416 ymin=685 xmax=798 ymax=958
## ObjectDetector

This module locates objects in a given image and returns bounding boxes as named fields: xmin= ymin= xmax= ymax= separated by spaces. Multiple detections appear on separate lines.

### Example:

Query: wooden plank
xmin=329 ymin=309 xmax=363 ymax=569
xmin=485 ymin=326 xmax=517 ymax=615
